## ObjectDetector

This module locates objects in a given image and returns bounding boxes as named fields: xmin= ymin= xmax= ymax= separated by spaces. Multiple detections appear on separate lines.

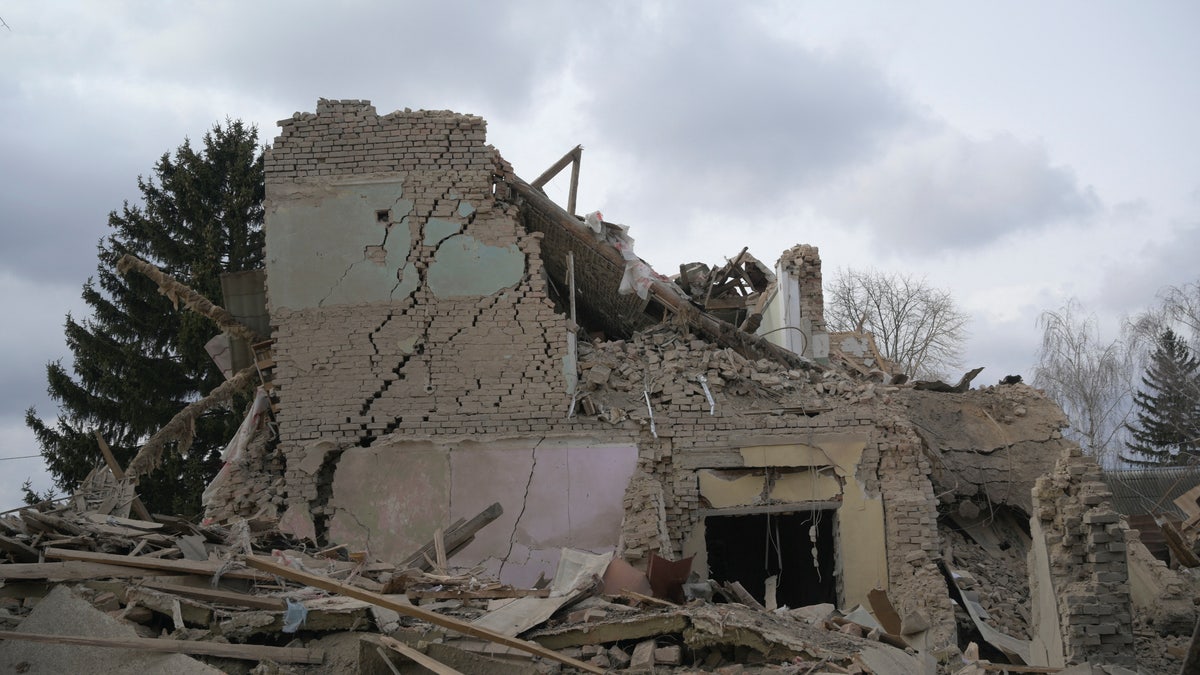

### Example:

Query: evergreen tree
xmin=25 ymin=121 xmax=265 ymax=517
xmin=1123 ymin=328 xmax=1200 ymax=465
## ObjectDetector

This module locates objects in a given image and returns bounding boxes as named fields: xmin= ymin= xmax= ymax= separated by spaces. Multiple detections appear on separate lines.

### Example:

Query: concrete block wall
xmin=1030 ymin=446 xmax=1134 ymax=667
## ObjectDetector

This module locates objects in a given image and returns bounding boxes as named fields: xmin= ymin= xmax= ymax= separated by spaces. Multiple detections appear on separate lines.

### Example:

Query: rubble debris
xmin=676 ymin=247 xmax=776 ymax=332
xmin=912 ymin=367 xmax=985 ymax=393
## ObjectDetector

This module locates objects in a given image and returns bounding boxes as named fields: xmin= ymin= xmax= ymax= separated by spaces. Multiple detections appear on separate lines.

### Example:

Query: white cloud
xmin=814 ymin=129 xmax=1099 ymax=253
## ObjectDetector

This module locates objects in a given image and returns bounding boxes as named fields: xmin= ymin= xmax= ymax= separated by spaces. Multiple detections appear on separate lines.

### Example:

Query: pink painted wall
xmin=326 ymin=438 xmax=637 ymax=587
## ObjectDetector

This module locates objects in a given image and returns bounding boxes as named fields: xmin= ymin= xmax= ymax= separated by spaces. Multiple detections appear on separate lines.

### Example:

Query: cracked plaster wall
xmin=263 ymin=100 xmax=638 ymax=552
xmin=324 ymin=438 xmax=637 ymax=587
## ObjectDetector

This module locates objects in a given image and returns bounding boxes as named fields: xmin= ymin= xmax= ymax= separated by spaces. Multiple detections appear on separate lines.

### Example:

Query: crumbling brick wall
xmin=264 ymin=100 xmax=609 ymax=535
xmin=876 ymin=417 xmax=957 ymax=647
xmin=778 ymin=244 xmax=825 ymax=330
xmin=1029 ymin=446 xmax=1134 ymax=667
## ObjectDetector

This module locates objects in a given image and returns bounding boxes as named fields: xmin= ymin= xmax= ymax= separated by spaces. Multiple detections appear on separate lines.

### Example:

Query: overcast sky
xmin=2 ymin=1 xmax=1198 ymax=509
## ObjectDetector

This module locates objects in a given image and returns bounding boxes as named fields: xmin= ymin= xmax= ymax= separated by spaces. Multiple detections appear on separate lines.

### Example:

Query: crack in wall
xmin=310 ymin=447 xmax=348 ymax=544
xmin=499 ymin=438 xmax=543 ymax=577
xmin=332 ymin=505 xmax=375 ymax=557
xmin=316 ymin=196 xmax=412 ymax=308
xmin=356 ymin=190 xmax=456 ymax=444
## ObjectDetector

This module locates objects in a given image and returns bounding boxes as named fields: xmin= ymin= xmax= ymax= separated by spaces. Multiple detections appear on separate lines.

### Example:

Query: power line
xmin=0 ymin=454 xmax=42 ymax=461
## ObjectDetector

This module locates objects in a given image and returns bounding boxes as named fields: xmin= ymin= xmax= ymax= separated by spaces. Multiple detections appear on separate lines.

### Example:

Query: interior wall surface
xmin=679 ymin=433 xmax=888 ymax=611
xmin=324 ymin=438 xmax=638 ymax=587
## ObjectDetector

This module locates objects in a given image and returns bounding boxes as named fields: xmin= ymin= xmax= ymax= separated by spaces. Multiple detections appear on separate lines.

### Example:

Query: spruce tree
xmin=1124 ymin=328 xmax=1200 ymax=465
xmin=25 ymin=120 xmax=265 ymax=517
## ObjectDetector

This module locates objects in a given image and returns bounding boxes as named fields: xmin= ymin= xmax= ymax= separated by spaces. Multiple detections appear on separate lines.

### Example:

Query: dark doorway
xmin=706 ymin=510 xmax=838 ymax=608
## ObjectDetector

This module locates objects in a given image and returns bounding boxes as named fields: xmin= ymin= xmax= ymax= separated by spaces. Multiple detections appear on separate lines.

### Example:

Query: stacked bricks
xmin=778 ymin=244 xmax=825 ymax=329
xmin=1031 ymin=446 xmax=1134 ymax=666
xmin=201 ymin=430 xmax=286 ymax=524
xmin=618 ymin=469 xmax=674 ymax=564
xmin=267 ymin=99 xmax=493 ymax=181
xmin=875 ymin=417 xmax=957 ymax=649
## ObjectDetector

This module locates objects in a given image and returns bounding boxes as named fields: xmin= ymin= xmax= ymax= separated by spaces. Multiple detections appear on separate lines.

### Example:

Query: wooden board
xmin=0 ymin=561 xmax=189 ymax=582
xmin=139 ymin=580 xmax=287 ymax=611
xmin=380 ymin=635 xmax=464 ymax=675
xmin=0 ymin=629 xmax=323 ymax=663
xmin=44 ymin=547 xmax=271 ymax=581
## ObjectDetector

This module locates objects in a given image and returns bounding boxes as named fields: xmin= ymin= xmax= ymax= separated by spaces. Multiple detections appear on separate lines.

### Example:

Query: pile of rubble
xmin=0 ymin=476 xmax=937 ymax=674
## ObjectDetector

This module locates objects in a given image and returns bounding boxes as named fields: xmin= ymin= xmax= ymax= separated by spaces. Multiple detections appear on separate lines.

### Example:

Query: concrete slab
xmin=0 ymin=585 xmax=222 ymax=674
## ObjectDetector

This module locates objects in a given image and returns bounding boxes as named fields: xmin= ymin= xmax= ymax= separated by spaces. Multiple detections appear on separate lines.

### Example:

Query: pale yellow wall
xmin=694 ymin=433 xmax=889 ymax=611
xmin=770 ymin=470 xmax=841 ymax=502
xmin=698 ymin=471 xmax=767 ymax=508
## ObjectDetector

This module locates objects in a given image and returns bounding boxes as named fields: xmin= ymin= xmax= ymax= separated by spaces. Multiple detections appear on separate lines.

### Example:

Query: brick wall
xmin=1030 ymin=446 xmax=1134 ymax=666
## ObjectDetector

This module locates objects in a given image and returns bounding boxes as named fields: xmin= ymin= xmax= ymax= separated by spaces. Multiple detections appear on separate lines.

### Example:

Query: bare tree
xmin=825 ymin=269 xmax=968 ymax=380
xmin=1032 ymin=300 xmax=1140 ymax=464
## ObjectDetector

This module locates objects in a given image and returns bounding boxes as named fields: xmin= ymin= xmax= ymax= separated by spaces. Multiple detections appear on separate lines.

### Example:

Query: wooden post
xmin=92 ymin=430 xmax=154 ymax=521
xmin=567 ymin=149 xmax=581 ymax=216
xmin=399 ymin=502 xmax=503 ymax=571
xmin=530 ymin=145 xmax=582 ymax=190
xmin=566 ymin=251 xmax=578 ymax=405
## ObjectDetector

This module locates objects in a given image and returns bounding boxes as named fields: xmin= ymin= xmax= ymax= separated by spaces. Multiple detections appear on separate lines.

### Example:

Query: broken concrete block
xmin=0 ymin=586 xmax=221 ymax=675
xmin=607 ymin=645 xmax=631 ymax=668
xmin=788 ymin=602 xmax=836 ymax=625
xmin=584 ymin=364 xmax=612 ymax=386
xmin=630 ymin=639 xmax=656 ymax=670
xmin=901 ymin=608 xmax=931 ymax=635
xmin=654 ymin=645 xmax=682 ymax=665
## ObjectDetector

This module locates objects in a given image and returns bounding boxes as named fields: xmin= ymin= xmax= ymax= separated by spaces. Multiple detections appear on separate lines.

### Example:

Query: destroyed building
xmin=199 ymin=99 xmax=1183 ymax=666
xmin=3 ymin=99 xmax=1195 ymax=674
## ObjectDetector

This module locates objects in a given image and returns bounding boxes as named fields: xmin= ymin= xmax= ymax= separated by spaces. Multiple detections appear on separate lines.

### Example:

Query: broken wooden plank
xmin=80 ymin=512 xmax=162 ymax=531
xmin=1160 ymin=518 xmax=1200 ymax=568
xmin=866 ymin=587 xmax=903 ymax=636
xmin=139 ymin=580 xmax=287 ymax=611
xmin=380 ymin=635 xmax=465 ymax=675
xmin=400 ymin=502 xmax=503 ymax=572
xmin=725 ymin=581 xmax=767 ymax=611
xmin=0 ymin=534 xmax=39 ymax=563
xmin=529 ymin=611 xmax=689 ymax=650
xmin=0 ymin=561 xmax=189 ymax=582
xmin=93 ymin=430 xmax=154 ymax=521
xmin=619 ymin=589 xmax=677 ymax=608
xmin=0 ymin=629 xmax=323 ymax=663
xmin=244 ymin=554 xmax=605 ymax=675
xmin=408 ymin=588 xmax=550 ymax=601
xmin=529 ymin=145 xmax=582 ymax=190
xmin=44 ymin=547 xmax=271 ymax=581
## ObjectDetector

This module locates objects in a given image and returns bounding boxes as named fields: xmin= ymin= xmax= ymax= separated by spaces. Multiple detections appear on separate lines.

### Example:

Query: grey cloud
xmin=817 ymin=130 xmax=1100 ymax=254
xmin=566 ymin=3 xmax=921 ymax=219
xmin=1096 ymin=217 xmax=1200 ymax=315
xmin=0 ymin=278 xmax=84 ymax=420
